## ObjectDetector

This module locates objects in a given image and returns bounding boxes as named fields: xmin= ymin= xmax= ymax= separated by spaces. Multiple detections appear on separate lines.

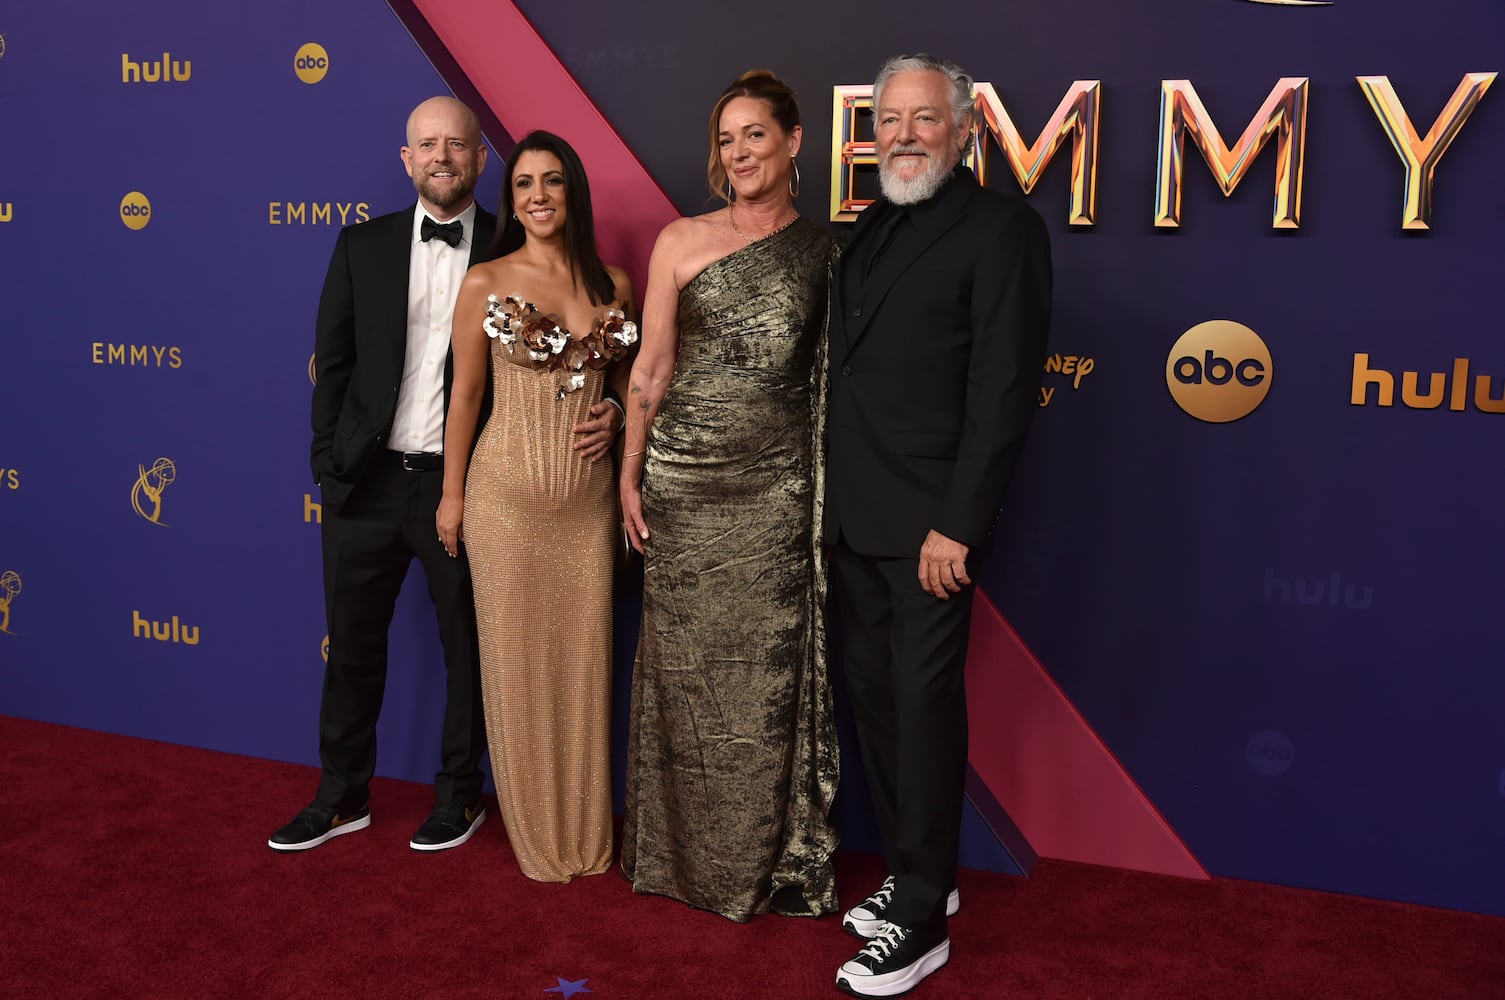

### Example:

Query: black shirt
xmin=846 ymin=165 xmax=965 ymax=301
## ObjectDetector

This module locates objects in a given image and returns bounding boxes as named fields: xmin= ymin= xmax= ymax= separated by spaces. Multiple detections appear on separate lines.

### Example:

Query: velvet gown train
xmin=622 ymin=219 xmax=840 ymax=921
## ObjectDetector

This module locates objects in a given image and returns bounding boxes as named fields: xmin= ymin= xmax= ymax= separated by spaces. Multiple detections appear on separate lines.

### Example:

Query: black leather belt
xmin=392 ymin=451 xmax=443 ymax=471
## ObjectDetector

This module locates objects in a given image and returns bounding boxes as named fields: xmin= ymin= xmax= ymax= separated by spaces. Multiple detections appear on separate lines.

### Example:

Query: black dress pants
xmin=833 ymin=537 xmax=973 ymax=930
xmin=314 ymin=453 xmax=485 ymax=813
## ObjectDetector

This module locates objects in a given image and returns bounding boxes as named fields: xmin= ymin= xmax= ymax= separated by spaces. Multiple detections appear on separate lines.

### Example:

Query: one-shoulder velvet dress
xmin=622 ymin=219 xmax=840 ymax=920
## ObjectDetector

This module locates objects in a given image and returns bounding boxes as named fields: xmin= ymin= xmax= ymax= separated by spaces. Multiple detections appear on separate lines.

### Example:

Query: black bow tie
xmin=421 ymin=216 xmax=464 ymax=248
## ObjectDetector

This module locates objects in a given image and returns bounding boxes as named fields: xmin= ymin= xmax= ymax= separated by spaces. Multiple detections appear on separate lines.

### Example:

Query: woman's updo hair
xmin=706 ymin=70 xmax=801 ymax=203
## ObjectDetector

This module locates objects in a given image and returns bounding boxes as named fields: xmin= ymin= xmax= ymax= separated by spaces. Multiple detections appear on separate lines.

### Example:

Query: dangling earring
xmin=726 ymin=177 xmax=734 ymax=203
xmin=511 ymin=211 xmax=518 ymax=220
xmin=789 ymin=158 xmax=800 ymax=198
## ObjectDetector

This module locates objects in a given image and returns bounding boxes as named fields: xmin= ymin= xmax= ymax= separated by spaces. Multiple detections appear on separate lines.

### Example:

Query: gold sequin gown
xmin=463 ymin=318 xmax=616 ymax=883
xmin=622 ymin=219 xmax=840 ymax=920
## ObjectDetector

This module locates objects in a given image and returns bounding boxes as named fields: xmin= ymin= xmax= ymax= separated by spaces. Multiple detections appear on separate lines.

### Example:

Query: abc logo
xmin=294 ymin=43 xmax=329 ymax=84
xmin=309 ymin=352 xmax=318 ymax=385
xmin=1166 ymin=320 xmax=1272 ymax=423
xmin=1246 ymin=730 xmax=1295 ymax=777
xmin=119 ymin=191 xmax=152 ymax=230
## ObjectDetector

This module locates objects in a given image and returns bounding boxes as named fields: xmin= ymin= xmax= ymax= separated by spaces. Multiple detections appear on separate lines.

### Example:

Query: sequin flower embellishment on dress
xmin=484 ymin=294 xmax=639 ymax=398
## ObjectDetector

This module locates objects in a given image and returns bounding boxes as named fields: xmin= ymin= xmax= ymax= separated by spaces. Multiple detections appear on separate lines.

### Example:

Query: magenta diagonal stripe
xmin=408 ymin=0 xmax=680 ymax=292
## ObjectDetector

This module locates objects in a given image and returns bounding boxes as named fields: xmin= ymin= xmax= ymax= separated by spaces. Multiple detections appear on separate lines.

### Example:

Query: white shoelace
xmin=857 ymin=922 xmax=908 ymax=961
xmin=863 ymin=877 xmax=895 ymax=912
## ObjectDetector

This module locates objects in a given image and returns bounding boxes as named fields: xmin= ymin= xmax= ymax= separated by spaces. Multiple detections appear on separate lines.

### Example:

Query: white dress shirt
xmin=389 ymin=201 xmax=478 ymax=455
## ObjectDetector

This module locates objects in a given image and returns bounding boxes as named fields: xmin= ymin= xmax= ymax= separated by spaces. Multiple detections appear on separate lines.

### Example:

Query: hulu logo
xmin=1263 ymin=569 xmax=1373 ymax=610
xmin=121 ymin=52 xmax=191 ymax=83
xmin=132 ymin=610 xmax=200 ymax=645
xmin=1351 ymin=354 xmax=1505 ymax=413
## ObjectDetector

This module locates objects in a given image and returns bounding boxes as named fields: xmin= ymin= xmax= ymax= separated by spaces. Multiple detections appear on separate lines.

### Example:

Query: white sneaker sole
xmin=267 ymin=813 xmax=371 ymax=852
xmin=836 ymin=937 xmax=950 ymax=997
xmin=843 ymin=889 xmax=961 ymax=939
xmin=409 ymin=809 xmax=485 ymax=852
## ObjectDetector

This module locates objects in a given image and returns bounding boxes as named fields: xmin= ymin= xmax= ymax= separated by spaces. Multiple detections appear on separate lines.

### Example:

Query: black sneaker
xmin=843 ymin=877 xmax=961 ymax=939
xmin=836 ymin=921 xmax=950 ymax=998
xmin=409 ymin=800 xmax=485 ymax=852
xmin=268 ymin=804 xmax=370 ymax=852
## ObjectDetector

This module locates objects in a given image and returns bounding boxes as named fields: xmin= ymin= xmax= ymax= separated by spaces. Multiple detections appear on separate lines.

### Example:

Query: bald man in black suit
xmin=271 ymin=96 xmax=496 ymax=854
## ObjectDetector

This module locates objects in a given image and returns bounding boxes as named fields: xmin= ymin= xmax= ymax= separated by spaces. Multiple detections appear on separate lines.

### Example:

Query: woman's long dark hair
xmin=490 ymin=130 xmax=615 ymax=306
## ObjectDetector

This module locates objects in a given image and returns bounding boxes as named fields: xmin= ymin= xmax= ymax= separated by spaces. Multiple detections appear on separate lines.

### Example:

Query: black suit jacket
xmin=826 ymin=167 xmax=1052 ymax=557
xmin=311 ymin=203 xmax=497 ymax=513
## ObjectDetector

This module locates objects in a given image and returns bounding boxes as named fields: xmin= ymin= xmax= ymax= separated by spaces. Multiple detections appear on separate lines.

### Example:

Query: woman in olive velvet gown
xmin=618 ymin=70 xmax=839 ymax=921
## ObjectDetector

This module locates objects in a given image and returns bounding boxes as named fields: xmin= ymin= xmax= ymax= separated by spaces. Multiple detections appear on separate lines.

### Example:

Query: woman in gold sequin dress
xmin=619 ymin=71 xmax=839 ymax=920
xmin=438 ymin=131 xmax=636 ymax=882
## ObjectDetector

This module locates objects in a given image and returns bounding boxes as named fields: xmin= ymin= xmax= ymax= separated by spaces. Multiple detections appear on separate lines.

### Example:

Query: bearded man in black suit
xmin=827 ymin=54 xmax=1053 ymax=997
xmin=270 ymin=96 xmax=496 ymax=854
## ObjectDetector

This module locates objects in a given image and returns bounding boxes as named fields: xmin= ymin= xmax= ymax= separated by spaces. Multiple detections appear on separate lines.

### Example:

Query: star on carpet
xmin=546 ymin=977 xmax=592 ymax=998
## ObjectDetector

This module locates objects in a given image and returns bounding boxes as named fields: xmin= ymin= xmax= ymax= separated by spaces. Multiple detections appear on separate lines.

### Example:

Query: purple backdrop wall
xmin=0 ymin=0 xmax=502 ymax=790
xmin=1 ymin=0 xmax=1501 ymax=916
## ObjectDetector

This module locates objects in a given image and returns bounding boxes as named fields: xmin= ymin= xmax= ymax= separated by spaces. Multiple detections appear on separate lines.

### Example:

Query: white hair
xmin=872 ymin=53 xmax=975 ymax=204
xmin=872 ymin=53 xmax=976 ymax=133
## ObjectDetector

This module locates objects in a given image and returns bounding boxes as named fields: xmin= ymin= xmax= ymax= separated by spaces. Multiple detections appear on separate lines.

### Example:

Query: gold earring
xmin=789 ymin=158 xmax=800 ymax=198
xmin=726 ymin=177 xmax=734 ymax=203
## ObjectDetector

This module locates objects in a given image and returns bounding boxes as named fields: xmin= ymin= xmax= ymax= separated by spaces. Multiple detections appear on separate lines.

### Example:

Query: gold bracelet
xmin=623 ymin=450 xmax=646 ymax=459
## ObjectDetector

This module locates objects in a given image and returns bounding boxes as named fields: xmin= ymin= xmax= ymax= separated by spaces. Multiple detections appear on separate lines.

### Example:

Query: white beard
xmin=878 ymin=147 xmax=958 ymax=205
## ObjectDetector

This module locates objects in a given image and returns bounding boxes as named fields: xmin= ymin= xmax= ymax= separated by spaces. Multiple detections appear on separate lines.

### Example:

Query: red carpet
xmin=2 ymin=715 xmax=1501 ymax=999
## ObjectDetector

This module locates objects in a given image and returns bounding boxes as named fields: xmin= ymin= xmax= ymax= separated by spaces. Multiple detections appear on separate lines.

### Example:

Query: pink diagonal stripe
xmin=410 ymin=0 xmax=681 ymax=293
xmin=967 ymin=592 xmax=1207 ymax=878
